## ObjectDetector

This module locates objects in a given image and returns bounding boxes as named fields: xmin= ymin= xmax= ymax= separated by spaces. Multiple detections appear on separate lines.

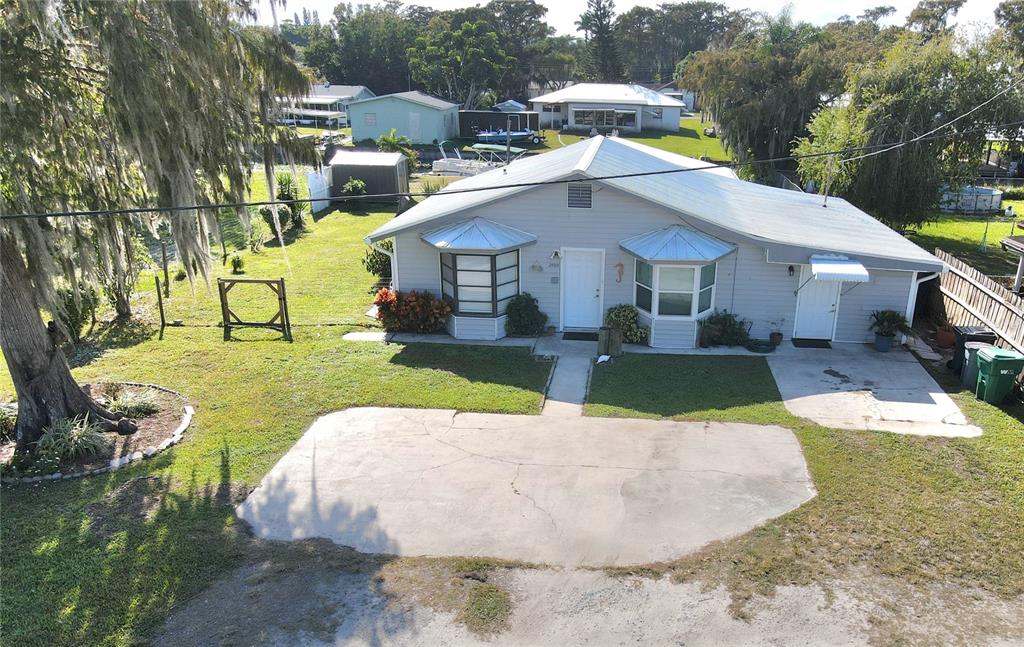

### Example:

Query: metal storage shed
xmin=327 ymin=150 xmax=409 ymax=204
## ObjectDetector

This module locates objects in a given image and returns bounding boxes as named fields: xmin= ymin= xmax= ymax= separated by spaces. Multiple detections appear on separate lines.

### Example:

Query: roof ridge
xmin=574 ymin=136 xmax=605 ymax=175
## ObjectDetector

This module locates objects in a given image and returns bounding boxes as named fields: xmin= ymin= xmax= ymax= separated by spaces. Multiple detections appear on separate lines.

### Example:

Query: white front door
xmin=561 ymin=248 xmax=604 ymax=329
xmin=408 ymin=112 xmax=422 ymax=141
xmin=794 ymin=265 xmax=840 ymax=339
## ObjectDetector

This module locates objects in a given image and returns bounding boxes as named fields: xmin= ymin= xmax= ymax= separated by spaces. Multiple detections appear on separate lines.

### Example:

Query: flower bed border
xmin=0 ymin=382 xmax=194 ymax=486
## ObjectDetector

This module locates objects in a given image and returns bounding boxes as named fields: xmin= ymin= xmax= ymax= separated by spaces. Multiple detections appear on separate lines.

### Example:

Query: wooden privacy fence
xmin=935 ymin=249 xmax=1024 ymax=354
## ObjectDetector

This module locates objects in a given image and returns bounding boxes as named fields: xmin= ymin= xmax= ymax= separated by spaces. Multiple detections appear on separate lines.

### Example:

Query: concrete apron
xmin=237 ymin=407 xmax=815 ymax=567
xmin=767 ymin=345 xmax=981 ymax=438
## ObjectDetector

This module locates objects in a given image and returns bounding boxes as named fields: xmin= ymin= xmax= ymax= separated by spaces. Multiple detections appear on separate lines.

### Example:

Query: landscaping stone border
xmin=0 ymin=382 xmax=194 ymax=486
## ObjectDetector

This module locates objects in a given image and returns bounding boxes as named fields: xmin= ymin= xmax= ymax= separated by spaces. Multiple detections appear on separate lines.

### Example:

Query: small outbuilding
xmin=348 ymin=91 xmax=459 ymax=145
xmin=327 ymin=150 xmax=409 ymax=204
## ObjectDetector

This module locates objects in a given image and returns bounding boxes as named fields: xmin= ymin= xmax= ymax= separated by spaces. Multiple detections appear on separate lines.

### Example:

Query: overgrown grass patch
xmin=591 ymin=353 xmax=1024 ymax=613
xmin=460 ymin=582 xmax=512 ymax=635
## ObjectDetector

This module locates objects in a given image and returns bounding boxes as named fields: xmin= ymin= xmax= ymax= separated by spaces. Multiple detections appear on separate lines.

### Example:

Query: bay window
xmin=634 ymin=259 xmax=716 ymax=317
xmin=440 ymin=251 xmax=519 ymax=317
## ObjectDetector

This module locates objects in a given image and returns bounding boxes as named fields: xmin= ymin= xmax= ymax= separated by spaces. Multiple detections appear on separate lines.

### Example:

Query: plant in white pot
xmin=869 ymin=310 xmax=912 ymax=352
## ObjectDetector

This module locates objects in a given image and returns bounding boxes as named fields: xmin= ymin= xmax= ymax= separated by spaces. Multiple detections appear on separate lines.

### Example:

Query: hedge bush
xmin=56 ymin=286 xmax=99 ymax=344
xmin=505 ymin=293 xmax=548 ymax=336
xmin=373 ymin=288 xmax=452 ymax=333
xmin=362 ymin=239 xmax=393 ymax=278
xmin=699 ymin=310 xmax=751 ymax=347
xmin=998 ymin=185 xmax=1024 ymax=201
xmin=604 ymin=304 xmax=649 ymax=344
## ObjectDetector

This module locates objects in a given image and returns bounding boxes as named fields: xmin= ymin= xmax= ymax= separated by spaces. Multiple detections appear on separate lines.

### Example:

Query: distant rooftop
xmin=310 ymin=84 xmax=374 ymax=99
xmin=530 ymin=83 xmax=686 ymax=108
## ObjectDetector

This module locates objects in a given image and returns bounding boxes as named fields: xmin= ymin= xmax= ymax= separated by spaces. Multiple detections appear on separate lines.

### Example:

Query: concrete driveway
xmin=237 ymin=408 xmax=814 ymax=567
xmin=767 ymin=345 xmax=981 ymax=437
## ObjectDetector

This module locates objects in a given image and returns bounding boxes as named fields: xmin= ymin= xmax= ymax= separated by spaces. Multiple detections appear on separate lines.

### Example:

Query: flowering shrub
xmin=604 ymin=304 xmax=649 ymax=344
xmin=373 ymin=288 xmax=452 ymax=333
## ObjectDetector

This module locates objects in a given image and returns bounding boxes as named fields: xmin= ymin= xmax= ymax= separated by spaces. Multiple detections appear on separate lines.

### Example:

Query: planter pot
xmin=874 ymin=334 xmax=895 ymax=352
xmin=769 ymin=331 xmax=784 ymax=346
xmin=935 ymin=326 xmax=955 ymax=349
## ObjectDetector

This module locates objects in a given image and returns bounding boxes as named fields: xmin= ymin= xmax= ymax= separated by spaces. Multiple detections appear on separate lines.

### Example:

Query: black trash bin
xmin=948 ymin=325 xmax=998 ymax=372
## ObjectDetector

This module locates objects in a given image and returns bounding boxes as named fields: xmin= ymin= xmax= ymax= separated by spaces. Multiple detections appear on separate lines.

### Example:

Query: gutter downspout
xmin=903 ymin=270 xmax=941 ymax=344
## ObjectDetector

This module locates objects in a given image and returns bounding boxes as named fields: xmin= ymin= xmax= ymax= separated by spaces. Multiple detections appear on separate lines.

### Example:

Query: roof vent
xmin=567 ymin=183 xmax=592 ymax=209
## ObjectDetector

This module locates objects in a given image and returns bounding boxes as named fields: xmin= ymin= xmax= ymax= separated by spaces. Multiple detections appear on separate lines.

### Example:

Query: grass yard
xmin=0 ymin=205 xmax=552 ymax=646
xmin=588 ymin=354 xmax=1024 ymax=616
xmin=537 ymin=114 xmax=730 ymax=161
xmin=907 ymin=208 xmax=1022 ymax=276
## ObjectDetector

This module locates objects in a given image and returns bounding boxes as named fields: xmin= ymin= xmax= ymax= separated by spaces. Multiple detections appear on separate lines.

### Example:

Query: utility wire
xmin=2 ymin=118 xmax=1022 ymax=222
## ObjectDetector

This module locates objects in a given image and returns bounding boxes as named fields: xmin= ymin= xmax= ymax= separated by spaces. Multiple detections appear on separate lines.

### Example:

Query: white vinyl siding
xmin=833 ymin=269 xmax=912 ymax=343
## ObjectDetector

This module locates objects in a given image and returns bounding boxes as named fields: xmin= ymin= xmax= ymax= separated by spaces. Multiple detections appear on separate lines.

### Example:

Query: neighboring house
xmin=530 ymin=83 xmax=686 ymax=133
xmin=365 ymin=137 xmax=944 ymax=347
xmin=278 ymin=84 xmax=375 ymax=128
xmin=348 ymin=91 xmax=459 ymax=145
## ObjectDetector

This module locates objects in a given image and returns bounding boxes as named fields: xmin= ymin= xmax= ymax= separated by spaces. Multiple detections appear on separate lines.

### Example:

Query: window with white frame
xmin=634 ymin=260 xmax=716 ymax=317
xmin=440 ymin=251 xmax=520 ymax=317
xmin=364 ymin=112 xmax=377 ymax=126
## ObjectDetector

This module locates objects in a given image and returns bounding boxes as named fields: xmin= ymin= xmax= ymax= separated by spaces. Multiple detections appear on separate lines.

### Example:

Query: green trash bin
xmin=975 ymin=347 xmax=1024 ymax=405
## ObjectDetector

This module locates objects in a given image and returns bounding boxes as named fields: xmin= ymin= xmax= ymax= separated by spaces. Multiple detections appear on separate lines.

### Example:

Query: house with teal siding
xmin=348 ymin=91 xmax=459 ymax=145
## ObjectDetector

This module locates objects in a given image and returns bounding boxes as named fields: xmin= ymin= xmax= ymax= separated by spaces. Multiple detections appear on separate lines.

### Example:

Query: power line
xmin=1 ymin=118 xmax=1022 ymax=222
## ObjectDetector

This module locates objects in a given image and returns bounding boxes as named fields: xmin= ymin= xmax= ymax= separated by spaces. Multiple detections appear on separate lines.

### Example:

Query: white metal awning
xmin=620 ymin=225 xmax=735 ymax=263
xmin=810 ymin=255 xmax=869 ymax=282
xmin=421 ymin=217 xmax=537 ymax=254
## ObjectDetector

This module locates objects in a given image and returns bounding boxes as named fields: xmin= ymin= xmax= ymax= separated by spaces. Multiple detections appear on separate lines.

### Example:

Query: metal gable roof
xmin=365 ymin=136 xmax=944 ymax=271
xmin=349 ymin=91 xmax=458 ymax=111
xmin=620 ymin=225 xmax=735 ymax=263
xmin=530 ymin=83 xmax=687 ymax=108
xmin=421 ymin=217 xmax=537 ymax=253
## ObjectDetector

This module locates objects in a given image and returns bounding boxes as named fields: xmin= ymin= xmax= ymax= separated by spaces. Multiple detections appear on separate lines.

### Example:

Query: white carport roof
xmin=421 ymin=217 xmax=537 ymax=254
xmin=366 ymin=136 xmax=944 ymax=272
xmin=620 ymin=225 xmax=735 ymax=263
xmin=530 ymin=83 xmax=686 ymax=108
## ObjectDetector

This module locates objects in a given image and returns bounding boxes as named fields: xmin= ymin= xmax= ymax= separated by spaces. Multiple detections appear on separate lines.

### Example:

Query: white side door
xmin=408 ymin=112 xmax=422 ymax=141
xmin=561 ymin=248 xmax=604 ymax=329
xmin=794 ymin=265 xmax=840 ymax=339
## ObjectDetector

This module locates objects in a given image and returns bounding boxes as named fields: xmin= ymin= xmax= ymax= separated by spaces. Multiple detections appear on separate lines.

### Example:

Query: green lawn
xmin=0 ymin=206 xmax=551 ymax=646
xmin=536 ymin=114 xmax=730 ymax=161
xmin=588 ymin=354 xmax=1024 ymax=610
xmin=906 ymin=207 xmax=1022 ymax=276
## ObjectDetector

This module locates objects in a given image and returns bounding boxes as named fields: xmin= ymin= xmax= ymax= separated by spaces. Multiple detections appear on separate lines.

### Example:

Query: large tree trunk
xmin=0 ymin=231 xmax=136 ymax=452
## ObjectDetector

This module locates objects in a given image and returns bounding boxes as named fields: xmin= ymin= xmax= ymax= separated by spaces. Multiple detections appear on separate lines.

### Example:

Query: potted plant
xmin=869 ymin=310 xmax=912 ymax=352
xmin=934 ymin=318 xmax=955 ymax=348
xmin=768 ymin=319 xmax=785 ymax=346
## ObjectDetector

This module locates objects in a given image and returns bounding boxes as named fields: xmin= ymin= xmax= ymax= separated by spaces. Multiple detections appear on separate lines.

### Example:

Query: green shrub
xmin=419 ymin=180 xmax=445 ymax=196
xmin=174 ymin=267 xmax=187 ymax=281
xmin=55 ymin=285 xmax=99 ymax=343
xmin=105 ymin=387 xmax=160 ymax=418
xmin=248 ymin=216 xmax=267 ymax=253
xmin=0 ymin=407 xmax=15 ymax=443
xmin=276 ymin=172 xmax=307 ymax=230
xmin=699 ymin=310 xmax=751 ymax=347
xmin=998 ymin=185 xmax=1024 ymax=201
xmin=604 ymin=304 xmax=649 ymax=344
xmin=362 ymin=239 xmax=393 ymax=278
xmin=341 ymin=177 xmax=367 ymax=196
xmin=230 ymin=254 xmax=245 ymax=274
xmin=36 ymin=416 xmax=109 ymax=463
xmin=869 ymin=310 xmax=912 ymax=337
xmin=505 ymin=293 xmax=548 ymax=336
xmin=373 ymin=288 xmax=452 ymax=333
xmin=8 ymin=447 xmax=61 ymax=477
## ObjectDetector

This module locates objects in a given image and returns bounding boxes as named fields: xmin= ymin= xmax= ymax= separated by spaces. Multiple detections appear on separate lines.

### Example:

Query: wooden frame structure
xmin=217 ymin=277 xmax=293 ymax=342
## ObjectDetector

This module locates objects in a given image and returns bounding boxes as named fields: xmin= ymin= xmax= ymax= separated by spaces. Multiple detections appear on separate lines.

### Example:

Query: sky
xmin=256 ymin=0 xmax=1004 ymax=37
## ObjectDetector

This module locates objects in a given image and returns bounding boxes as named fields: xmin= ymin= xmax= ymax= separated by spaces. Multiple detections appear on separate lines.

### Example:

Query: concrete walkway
xmin=237 ymin=407 xmax=815 ymax=567
xmin=535 ymin=337 xmax=597 ymax=417
xmin=767 ymin=344 xmax=981 ymax=437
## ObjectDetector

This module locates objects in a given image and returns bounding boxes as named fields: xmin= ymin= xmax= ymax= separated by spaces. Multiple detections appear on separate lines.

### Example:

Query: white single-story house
xmin=364 ymin=137 xmax=945 ymax=348
xmin=278 ymin=84 xmax=375 ymax=128
xmin=530 ymin=83 xmax=686 ymax=133
xmin=348 ymin=91 xmax=459 ymax=145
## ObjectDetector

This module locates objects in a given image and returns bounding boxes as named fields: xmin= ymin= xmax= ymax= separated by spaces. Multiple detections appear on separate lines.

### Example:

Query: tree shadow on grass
xmin=8 ymin=444 xmax=412 ymax=647
xmin=66 ymin=318 xmax=159 ymax=369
